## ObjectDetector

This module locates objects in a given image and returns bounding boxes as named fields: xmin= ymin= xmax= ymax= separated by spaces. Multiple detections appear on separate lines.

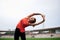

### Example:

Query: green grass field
xmin=0 ymin=38 xmax=60 ymax=40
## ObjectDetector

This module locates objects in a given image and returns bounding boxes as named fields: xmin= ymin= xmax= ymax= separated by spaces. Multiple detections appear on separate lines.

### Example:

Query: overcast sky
xmin=0 ymin=0 xmax=60 ymax=31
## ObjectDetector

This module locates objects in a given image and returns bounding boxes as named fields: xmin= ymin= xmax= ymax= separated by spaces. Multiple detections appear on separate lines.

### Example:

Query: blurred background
xmin=0 ymin=0 xmax=60 ymax=38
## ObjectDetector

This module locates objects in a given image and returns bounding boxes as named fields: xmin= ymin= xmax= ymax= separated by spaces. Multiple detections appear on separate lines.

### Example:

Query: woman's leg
xmin=14 ymin=28 xmax=20 ymax=40
xmin=20 ymin=32 xmax=26 ymax=40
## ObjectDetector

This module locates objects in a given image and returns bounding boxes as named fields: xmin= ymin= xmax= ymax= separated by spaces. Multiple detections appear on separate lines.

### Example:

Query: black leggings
xmin=14 ymin=28 xmax=26 ymax=40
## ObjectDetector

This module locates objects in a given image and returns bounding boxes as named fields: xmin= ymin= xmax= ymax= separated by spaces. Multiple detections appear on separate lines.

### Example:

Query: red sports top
xmin=16 ymin=18 xmax=29 ymax=32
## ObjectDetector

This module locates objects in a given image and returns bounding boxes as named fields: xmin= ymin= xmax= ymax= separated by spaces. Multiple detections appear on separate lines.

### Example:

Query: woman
xmin=14 ymin=13 xmax=45 ymax=40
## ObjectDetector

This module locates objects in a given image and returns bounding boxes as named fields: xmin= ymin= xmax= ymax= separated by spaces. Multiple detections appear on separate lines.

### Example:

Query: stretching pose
xmin=14 ymin=13 xmax=45 ymax=40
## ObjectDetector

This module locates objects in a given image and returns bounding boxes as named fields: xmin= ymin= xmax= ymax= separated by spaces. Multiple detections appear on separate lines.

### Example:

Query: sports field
xmin=0 ymin=38 xmax=60 ymax=40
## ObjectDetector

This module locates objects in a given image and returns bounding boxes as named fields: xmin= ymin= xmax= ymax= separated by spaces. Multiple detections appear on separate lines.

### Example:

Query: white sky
xmin=0 ymin=0 xmax=60 ymax=31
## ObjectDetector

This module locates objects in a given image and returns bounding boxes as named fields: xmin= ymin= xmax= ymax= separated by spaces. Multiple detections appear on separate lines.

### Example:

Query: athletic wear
xmin=14 ymin=28 xmax=26 ymax=40
xmin=14 ymin=18 xmax=29 ymax=40
xmin=16 ymin=18 xmax=29 ymax=32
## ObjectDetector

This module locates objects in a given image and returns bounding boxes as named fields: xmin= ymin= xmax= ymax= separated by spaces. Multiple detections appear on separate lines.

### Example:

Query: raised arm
xmin=29 ymin=13 xmax=45 ymax=26
xmin=26 ymin=13 xmax=35 ymax=18
xmin=26 ymin=13 xmax=43 ymax=18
